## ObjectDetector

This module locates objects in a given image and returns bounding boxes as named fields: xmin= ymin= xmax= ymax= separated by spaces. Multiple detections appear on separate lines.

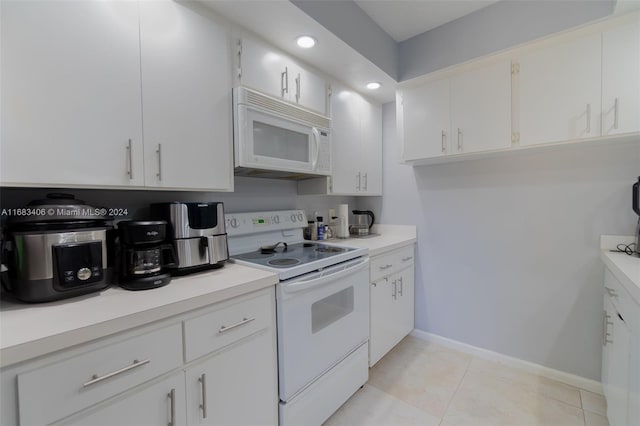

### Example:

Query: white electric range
xmin=225 ymin=210 xmax=370 ymax=425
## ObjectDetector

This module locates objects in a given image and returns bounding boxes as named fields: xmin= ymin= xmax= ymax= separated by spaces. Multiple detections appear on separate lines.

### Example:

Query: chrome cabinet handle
xmin=614 ymin=98 xmax=619 ymax=130
xmin=83 ymin=359 xmax=150 ymax=388
xmin=441 ymin=130 xmax=446 ymax=152
xmin=379 ymin=264 xmax=393 ymax=270
xmin=398 ymin=276 xmax=403 ymax=296
xmin=295 ymin=73 xmax=301 ymax=103
xmin=156 ymin=144 xmax=162 ymax=181
xmin=363 ymin=173 xmax=368 ymax=191
xmin=199 ymin=373 xmax=208 ymax=419
xmin=457 ymin=128 xmax=462 ymax=150
xmin=168 ymin=388 xmax=176 ymax=426
xmin=219 ymin=317 xmax=255 ymax=334
xmin=603 ymin=311 xmax=614 ymax=346
xmin=401 ymin=256 xmax=413 ymax=262
xmin=605 ymin=287 xmax=618 ymax=297
xmin=126 ymin=139 xmax=133 ymax=180
xmin=392 ymin=280 xmax=397 ymax=300
xmin=356 ymin=172 xmax=361 ymax=191
xmin=281 ymin=66 xmax=288 ymax=97
xmin=586 ymin=104 xmax=591 ymax=133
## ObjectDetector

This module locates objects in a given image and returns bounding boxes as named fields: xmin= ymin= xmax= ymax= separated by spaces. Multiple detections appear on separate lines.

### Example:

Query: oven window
xmin=311 ymin=286 xmax=354 ymax=334
xmin=253 ymin=121 xmax=309 ymax=162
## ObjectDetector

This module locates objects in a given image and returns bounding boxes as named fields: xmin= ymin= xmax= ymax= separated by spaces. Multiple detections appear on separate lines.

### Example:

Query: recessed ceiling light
xmin=366 ymin=82 xmax=381 ymax=90
xmin=296 ymin=35 xmax=316 ymax=49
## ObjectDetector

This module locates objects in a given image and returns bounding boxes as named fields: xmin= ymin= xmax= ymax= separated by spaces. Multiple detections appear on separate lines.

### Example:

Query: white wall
xmin=358 ymin=102 xmax=640 ymax=381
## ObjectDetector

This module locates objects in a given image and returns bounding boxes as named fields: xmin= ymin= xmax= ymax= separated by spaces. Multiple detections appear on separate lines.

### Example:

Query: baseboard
xmin=410 ymin=329 xmax=603 ymax=395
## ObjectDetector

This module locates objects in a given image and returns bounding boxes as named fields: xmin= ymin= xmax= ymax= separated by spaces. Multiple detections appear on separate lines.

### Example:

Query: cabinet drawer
xmin=604 ymin=269 xmax=638 ymax=328
xmin=17 ymin=323 xmax=183 ymax=426
xmin=184 ymin=290 xmax=273 ymax=363
xmin=370 ymin=245 xmax=415 ymax=282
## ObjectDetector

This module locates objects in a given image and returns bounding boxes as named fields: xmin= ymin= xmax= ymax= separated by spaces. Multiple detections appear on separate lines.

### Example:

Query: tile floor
xmin=324 ymin=336 xmax=609 ymax=426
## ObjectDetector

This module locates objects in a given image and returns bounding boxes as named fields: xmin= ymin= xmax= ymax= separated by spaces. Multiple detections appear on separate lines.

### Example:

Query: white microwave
xmin=233 ymin=87 xmax=331 ymax=178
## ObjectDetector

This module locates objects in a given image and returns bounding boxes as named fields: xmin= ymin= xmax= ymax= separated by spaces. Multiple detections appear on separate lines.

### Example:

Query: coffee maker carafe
xmin=117 ymin=220 xmax=176 ymax=290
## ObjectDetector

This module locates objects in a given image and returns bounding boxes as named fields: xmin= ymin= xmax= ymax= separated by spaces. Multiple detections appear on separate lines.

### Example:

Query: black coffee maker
xmin=117 ymin=220 xmax=176 ymax=290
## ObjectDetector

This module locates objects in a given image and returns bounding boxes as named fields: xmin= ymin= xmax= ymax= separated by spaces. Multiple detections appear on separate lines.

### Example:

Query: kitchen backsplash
xmin=0 ymin=177 xmax=358 ymax=225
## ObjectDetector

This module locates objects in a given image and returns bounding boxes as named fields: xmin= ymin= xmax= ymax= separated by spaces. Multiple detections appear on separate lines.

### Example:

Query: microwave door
xmin=240 ymin=106 xmax=314 ymax=173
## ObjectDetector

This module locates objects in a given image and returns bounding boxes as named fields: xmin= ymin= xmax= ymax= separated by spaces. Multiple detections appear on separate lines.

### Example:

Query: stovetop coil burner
xmin=267 ymin=258 xmax=301 ymax=267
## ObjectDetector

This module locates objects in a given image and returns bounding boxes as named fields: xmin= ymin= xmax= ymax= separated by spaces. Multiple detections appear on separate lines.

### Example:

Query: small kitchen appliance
xmin=151 ymin=202 xmax=228 ymax=274
xmin=116 ymin=220 xmax=175 ymax=290
xmin=233 ymin=86 xmax=332 ymax=179
xmin=633 ymin=176 xmax=640 ymax=256
xmin=350 ymin=209 xmax=375 ymax=236
xmin=0 ymin=193 xmax=113 ymax=302
xmin=226 ymin=210 xmax=369 ymax=425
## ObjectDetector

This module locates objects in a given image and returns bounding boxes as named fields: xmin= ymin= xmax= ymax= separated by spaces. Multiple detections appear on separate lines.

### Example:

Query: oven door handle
xmin=283 ymin=257 xmax=369 ymax=294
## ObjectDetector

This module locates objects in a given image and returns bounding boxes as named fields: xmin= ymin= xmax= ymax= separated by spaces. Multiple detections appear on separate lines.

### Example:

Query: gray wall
xmin=358 ymin=102 xmax=640 ymax=380
xmin=399 ymin=0 xmax=614 ymax=81
xmin=0 ymin=177 xmax=353 ymax=224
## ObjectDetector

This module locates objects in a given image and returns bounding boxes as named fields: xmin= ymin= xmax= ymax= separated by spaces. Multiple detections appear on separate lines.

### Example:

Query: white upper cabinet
xmin=238 ymin=36 xmax=327 ymax=114
xmin=450 ymin=60 xmax=512 ymax=154
xmin=400 ymin=78 xmax=451 ymax=160
xmin=1 ymin=0 xmax=145 ymax=187
xmin=298 ymin=82 xmax=382 ymax=196
xmin=517 ymin=33 xmax=602 ymax=146
xmin=139 ymin=1 xmax=232 ymax=191
xmin=602 ymin=18 xmax=640 ymax=136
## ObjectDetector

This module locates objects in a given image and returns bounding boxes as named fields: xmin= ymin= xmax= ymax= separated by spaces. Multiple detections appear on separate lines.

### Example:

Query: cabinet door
xmin=450 ymin=61 xmax=512 ymax=154
xmin=0 ymin=0 xmax=144 ymax=187
xmin=240 ymin=37 xmax=287 ymax=100
xmin=139 ymin=1 xmax=232 ymax=191
xmin=395 ymin=266 xmax=415 ymax=339
xmin=602 ymin=295 xmax=631 ymax=426
xmin=518 ymin=33 xmax=601 ymax=146
xmin=57 ymin=374 xmax=186 ymax=426
xmin=602 ymin=19 xmax=640 ymax=136
xmin=290 ymin=63 xmax=327 ymax=114
xmin=329 ymin=85 xmax=362 ymax=194
xmin=369 ymin=275 xmax=397 ymax=366
xmin=360 ymin=98 xmax=383 ymax=195
xmin=400 ymin=79 xmax=451 ymax=160
xmin=185 ymin=331 xmax=278 ymax=426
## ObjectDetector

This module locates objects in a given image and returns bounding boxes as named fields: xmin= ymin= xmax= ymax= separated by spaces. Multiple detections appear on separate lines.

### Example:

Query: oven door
xmin=236 ymin=105 xmax=320 ymax=174
xmin=276 ymin=257 xmax=369 ymax=402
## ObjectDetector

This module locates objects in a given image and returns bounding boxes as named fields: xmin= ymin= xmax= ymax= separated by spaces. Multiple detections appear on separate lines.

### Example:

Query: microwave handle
xmin=311 ymin=127 xmax=320 ymax=170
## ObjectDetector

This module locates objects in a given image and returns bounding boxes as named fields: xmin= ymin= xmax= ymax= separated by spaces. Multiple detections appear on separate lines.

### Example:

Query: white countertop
xmin=600 ymin=235 xmax=640 ymax=305
xmin=330 ymin=224 xmax=417 ymax=257
xmin=0 ymin=263 xmax=278 ymax=367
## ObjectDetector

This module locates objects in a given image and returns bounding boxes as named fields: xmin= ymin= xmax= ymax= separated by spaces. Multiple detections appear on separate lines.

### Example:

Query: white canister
xmin=337 ymin=204 xmax=349 ymax=238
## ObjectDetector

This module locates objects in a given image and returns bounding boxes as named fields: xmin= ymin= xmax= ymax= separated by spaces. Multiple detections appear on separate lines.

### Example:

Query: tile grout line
xmin=438 ymin=353 xmax=474 ymax=425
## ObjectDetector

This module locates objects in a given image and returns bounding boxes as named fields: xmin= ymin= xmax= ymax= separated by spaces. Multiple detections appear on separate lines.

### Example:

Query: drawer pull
xmin=218 ymin=317 xmax=255 ymax=334
xmin=168 ymin=388 xmax=176 ymax=426
xmin=379 ymin=264 xmax=393 ymax=270
xmin=199 ymin=373 xmax=208 ymax=419
xmin=604 ymin=287 xmax=618 ymax=297
xmin=82 ymin=359 xmax=150 ymax=388
xmin=401 ymin=256 xmax=413 ymax=262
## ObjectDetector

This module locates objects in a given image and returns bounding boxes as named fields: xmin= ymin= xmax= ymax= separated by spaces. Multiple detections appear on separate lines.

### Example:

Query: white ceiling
xmin=354 ymin=0 xmax=501 ymax=42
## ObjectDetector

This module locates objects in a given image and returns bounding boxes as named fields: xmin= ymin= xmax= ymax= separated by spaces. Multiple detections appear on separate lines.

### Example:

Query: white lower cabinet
xmin=601 ymin=268 xmax=639 ymax=426
xmin=57 ymin=373 xmax=187 ymax=426
xmin=0 ymin=287 xmax=278 ymax=426
xmin=185 ymin=328 xmax=278 ymax=426
xmin=369 ymin=245 xmax=415 ymax=366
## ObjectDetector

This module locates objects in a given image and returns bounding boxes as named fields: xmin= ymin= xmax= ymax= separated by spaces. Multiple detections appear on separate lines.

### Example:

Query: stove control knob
xmin=273 ymin=215 xmax=280 ymax=224
xmin=229 ymin=218 xmax=238 ymax=228
xmin=290 ymin=214 xmax=296 ymax=222
xmin=297 ymin=213 xmax=304 ymax=221
xmin=77 ymin=267 xmax=92 ymax=281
